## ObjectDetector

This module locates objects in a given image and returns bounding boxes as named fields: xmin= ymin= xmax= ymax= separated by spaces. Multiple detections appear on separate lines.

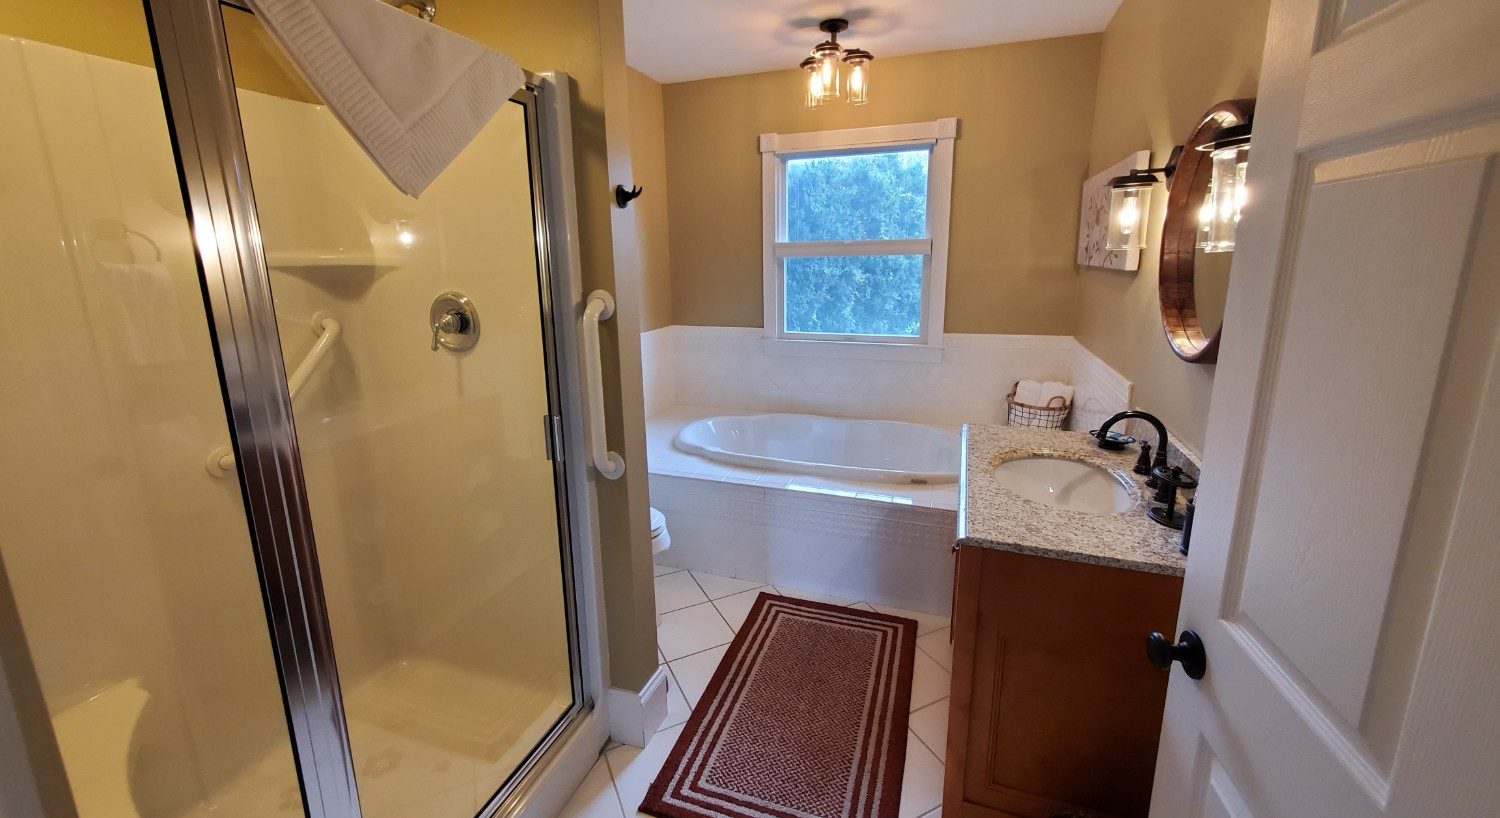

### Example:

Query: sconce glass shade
xmin=812 ymin=41 xmax=842 ymax=100
xmin=1196 ymin=180 xmax=1215 ymax=249
xmin=1202 ymin=146 xmax=1248 ymax=252
xmin=1106 ymin=172 xmax=1156 ymax=251
xmin=1198 ymin=122 xmax=1251 ymax=253
xmin=800 ymin=57 xmax=824 ymax=108
xmin=1106 ymin=185 xmax=1151 ymax=251
xmin=843 ymin=49 xmax=872 ymax=105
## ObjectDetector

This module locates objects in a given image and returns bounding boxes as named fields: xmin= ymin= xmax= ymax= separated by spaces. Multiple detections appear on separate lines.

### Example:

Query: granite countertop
xmin=958 ymin=424 xmax=1187 ymax=576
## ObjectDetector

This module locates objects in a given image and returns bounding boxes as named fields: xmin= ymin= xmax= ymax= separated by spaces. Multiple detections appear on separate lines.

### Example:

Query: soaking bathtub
xmin=673 ymin=412 xmax=960 ymax=484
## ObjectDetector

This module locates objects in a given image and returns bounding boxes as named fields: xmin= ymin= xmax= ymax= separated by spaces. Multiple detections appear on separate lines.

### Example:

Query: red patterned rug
xmin=641 ymin=593 xmax=917 ymax=818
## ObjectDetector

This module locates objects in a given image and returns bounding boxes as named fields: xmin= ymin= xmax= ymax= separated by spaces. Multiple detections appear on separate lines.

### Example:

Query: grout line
xmin=907 ymin=727 xmax=943 ymax=765
xmin=705 ymin=594 xmax=736 ymax=634
xmin=683 ymin=569 xmax=710 ymax=599
xmin=656 ymin=595 xmax=712 ymax=616
xmin=914 ymin=639 xmax=945 ymax=667
xmin=910 ymin=696 xmax=947 ymax=716
xmin=601 ymin=751 xmax=631 ymax=818
xmin=689 ymin=569 xmax=768 ymax=602
xmin=662 ymin=638 xmax=732 ymax=665
xmin=663 ymin=662 xmax=692 ymax=718
xmin=707 ymin=597 xmax=739 ymax=633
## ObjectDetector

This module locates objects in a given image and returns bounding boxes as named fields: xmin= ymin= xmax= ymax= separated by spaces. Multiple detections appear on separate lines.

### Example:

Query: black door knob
xmin=1146 ymin=630 xmax=1207 ymax=680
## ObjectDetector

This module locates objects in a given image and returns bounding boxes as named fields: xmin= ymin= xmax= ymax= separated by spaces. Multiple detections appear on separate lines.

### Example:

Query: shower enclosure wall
xmin=0 ymin=1 xmax=606 ymax=816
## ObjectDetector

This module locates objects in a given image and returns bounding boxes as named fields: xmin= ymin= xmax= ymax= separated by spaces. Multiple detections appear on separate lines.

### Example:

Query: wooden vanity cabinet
xmin=942 ymin=544 xmax=1184 ymax=818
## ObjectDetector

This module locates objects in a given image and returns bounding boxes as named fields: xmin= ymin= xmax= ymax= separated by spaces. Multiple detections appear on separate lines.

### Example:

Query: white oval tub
xmin=673 ymin=413 xmax=960 ymax=484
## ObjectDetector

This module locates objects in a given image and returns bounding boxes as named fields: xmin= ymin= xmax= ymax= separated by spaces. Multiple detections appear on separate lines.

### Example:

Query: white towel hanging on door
xmin=245 ymin=0 xmax=525 ymax=197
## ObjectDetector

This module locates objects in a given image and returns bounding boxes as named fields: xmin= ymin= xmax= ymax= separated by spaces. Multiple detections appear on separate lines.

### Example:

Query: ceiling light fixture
xmin=800 ymin=19 xmax=874 ymax=108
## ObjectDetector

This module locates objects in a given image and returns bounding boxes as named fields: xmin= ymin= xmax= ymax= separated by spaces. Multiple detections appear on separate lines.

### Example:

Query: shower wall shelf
xmin=265 ymin=252 xmax=400 ymax=270
xmin=207 ymin=312 xmax=342 ymax=477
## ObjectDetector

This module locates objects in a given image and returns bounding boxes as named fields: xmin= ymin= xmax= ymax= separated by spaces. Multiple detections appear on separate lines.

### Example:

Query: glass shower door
xmin=0 ymin=5 xmax=303 ymax=816
xmin=222 ymin=8 xmax=581 ymax=817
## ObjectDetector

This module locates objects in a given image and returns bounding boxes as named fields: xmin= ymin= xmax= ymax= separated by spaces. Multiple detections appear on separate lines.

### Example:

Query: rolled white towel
xmin=1014 ymin=380 xmax=1044 ymax=406
xmin=1040 ymin=381 xmax=1075 ymax=406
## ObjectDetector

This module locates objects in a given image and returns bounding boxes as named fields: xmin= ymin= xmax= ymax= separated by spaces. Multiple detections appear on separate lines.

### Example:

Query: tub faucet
xmin=1095 ymin=410 xmax=1169 ymax=488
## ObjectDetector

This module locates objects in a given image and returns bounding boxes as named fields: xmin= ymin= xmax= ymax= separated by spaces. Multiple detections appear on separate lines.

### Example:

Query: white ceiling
xmin=624 ymin=0 xmax=1125 ymax=84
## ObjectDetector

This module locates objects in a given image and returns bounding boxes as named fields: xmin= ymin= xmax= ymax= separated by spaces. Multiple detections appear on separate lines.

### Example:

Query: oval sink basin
xmin=992 ymin=456 xmax=1133 ymax=514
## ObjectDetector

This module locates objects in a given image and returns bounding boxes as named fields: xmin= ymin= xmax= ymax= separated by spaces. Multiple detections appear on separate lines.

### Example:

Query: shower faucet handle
xmin=429 ymin=292 xmax=480 ymax=352
xmin=431 ymin=310 xmax=464 ymax=349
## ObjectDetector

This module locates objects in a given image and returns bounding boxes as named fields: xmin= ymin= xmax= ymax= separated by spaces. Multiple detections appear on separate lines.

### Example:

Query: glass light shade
xmin=1203 ymin=146 xmax=1249 ymax=253
xmin=1196 ymin=180 xmax=1215 ymax=249
xmin=813 ymin=44 xmax=842 ymax=100
xmin=1105 ymin=185 xmax=1152 ymax=251
xmin=844 ymin=53 xmax=871 ymax=105
xmin=801 ymin=59 xmax=824 ymax=108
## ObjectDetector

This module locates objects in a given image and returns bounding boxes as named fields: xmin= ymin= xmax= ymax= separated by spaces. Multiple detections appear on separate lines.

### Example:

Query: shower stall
xmin=0 ymin=1 xmax=607 ymax=816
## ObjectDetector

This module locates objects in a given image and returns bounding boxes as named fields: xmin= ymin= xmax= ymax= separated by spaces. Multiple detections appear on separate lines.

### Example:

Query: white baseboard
xmin=607 ymin=665 xmax=669 ymax=748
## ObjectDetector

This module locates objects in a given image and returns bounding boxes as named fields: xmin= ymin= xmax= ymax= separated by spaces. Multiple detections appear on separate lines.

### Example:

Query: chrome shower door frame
xmin=142 ymin=1 xmax=601 ymax=816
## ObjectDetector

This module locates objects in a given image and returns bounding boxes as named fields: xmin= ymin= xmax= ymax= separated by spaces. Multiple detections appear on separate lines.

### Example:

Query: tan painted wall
xmin=594 ymin=0 xmax=662 ymax=694
xmin=660 ymin=35 xmax=1102 ymax=334
xmin=4 ymin=0 xmax=314 ymax=100
xmin=1076 ymin=0 xmax=1272 ymax=454
xmin=627 ymin=67 xmax=674 ymax=331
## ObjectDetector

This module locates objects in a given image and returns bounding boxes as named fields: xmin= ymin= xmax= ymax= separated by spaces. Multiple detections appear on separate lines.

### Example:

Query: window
xmin=762 ymin=119 xmax=956 ymax=355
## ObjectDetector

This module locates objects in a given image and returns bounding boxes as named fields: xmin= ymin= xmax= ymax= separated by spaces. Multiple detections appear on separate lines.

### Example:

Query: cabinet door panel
xmin=948 ymin=547 xmax=1182 ymax=818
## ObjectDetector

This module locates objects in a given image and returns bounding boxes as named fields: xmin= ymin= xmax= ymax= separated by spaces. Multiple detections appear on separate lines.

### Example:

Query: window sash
xmin=774 ymin=147 xmax=935 ymax=344
xmin=773 ymin=238 xmax=933 ymax=258
xmin=761 ymin=119 xmax=956 ymax=352
xmin=774 ymin=252 xmax=934 ymax=345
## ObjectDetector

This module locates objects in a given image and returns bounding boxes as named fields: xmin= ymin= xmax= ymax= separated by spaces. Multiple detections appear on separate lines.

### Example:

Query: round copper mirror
xmin=1160 ymin=99 xmax=1255 ymax=364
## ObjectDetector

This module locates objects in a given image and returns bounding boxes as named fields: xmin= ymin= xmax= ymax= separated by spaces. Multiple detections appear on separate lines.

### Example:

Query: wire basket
xmin=1005 ymin=382 xmax=1072 ymax=430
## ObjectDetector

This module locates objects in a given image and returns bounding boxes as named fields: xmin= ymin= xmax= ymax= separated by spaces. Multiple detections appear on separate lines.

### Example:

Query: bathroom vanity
xmin=944 ymin=425 xmax=1187 ymax=818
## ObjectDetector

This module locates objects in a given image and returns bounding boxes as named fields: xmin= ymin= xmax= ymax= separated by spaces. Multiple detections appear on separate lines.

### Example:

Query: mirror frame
xmin=1160 ymin=98 xmax=1255 ymax=364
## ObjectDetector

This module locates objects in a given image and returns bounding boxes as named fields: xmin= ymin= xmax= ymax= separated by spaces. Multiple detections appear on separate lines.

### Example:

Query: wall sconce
xmin=1196 ymin=122 xmax=1251 ymax=253
xmin=1105 ymin=147 xmax=1181 ymax=251
xmin=1105 ymin=172 xmax=1155 ymax=251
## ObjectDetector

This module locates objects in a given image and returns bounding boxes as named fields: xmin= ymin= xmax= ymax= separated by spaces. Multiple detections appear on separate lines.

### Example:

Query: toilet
xmin=649 ymin=506 xmax=670 ymax=555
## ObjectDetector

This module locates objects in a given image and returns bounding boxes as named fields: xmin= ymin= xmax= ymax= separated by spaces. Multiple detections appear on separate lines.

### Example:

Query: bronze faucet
xmin=1094 ymin=410 xmax=1169 ymax=488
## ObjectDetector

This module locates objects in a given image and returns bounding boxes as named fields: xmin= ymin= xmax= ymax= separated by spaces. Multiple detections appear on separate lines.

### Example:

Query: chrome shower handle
xmin=387 ymin=0 xmax=436 ymax=21
xmin=429 ymin=292 xmax=479 ymax=352
xmin=430 ymin=310 xmax=465 ymax=351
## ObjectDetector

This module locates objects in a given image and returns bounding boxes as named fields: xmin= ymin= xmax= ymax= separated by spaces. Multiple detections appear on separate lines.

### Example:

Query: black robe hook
xmin=614 ymin=184 xmax=644 ymax=208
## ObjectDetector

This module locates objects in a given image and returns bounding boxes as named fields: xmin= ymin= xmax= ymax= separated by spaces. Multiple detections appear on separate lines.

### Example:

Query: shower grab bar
xmin=207 ymin=314 xmax=342 ymax=477
xmin=286 ymin=315 xmax=342 ymax=402
xmin=582 ymin=290 xmax=625 ymax=480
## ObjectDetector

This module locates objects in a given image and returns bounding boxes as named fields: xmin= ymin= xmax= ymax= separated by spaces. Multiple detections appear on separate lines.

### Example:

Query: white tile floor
xmin=559 ymin=567 xmax=952 ymax=818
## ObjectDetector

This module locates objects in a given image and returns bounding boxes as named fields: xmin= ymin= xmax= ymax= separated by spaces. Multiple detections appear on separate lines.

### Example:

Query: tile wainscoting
xmin=649 ymin=473 xmax=958 ymax=615
xmin=641 ymin=326 xmax=1132 ymax=433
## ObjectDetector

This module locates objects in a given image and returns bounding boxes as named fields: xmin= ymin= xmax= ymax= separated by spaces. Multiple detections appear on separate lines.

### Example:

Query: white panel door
xmin=1151 ymin=1 xmax=1500 ymax=817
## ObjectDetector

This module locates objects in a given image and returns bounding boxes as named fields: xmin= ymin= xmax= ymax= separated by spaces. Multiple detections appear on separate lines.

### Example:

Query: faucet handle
xmin=1152 ymin=464 xmax=1198 ymax=491
xmin=1147 ymin=466 xmax=1197 ymax=529
xmin=1134 ymin=441 xmax=1153 ymax=475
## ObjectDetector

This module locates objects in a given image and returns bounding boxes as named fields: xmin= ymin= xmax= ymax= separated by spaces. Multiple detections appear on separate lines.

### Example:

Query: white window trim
xmin=760 ymin=118 xmax=958 ymax=357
